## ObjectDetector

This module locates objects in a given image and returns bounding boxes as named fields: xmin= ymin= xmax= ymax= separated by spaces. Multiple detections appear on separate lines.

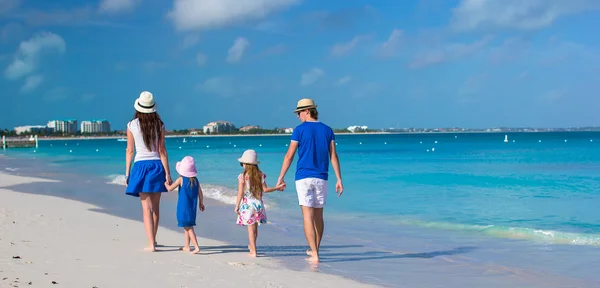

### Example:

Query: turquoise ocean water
xmin=3 ymin=132 xmax=600 ymax=286
xmin=4 ymin=132 xmax=600 ymax=245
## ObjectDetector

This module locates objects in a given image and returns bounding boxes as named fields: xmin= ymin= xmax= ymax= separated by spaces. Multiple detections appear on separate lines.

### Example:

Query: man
xmin=277 ymin=98 xmax=343 ymax=263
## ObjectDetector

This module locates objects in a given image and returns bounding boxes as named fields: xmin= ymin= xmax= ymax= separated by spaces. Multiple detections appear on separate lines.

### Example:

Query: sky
xmin=1 ymin=0 xmax=600 ymax=130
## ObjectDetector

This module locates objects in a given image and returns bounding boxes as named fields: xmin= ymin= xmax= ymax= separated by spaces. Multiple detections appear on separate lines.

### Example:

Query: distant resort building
xmin=203 ymin=121 xmax=235 ymax=134
xmin=47 ymin=119 xmax=78 ymax=134
xmin=239 ymin=125 xmax=261 ymax=132
xmin=347 ymin=125 xmax=368 ymax=133
xmin=14 ymin=125 xmax=53 ymax=135
xmin=277 ymin=128 xmax=293 ymax=134
xmin=188 ymin=130 xmax=201 ymax=135
xmin=80 ymin=119 xmax=111 ymax=134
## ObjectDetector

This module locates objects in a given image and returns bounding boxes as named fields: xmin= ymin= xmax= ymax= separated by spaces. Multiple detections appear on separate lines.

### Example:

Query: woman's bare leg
xmin=139 ymin=193 xmax=156 ymax=251
xmin=149 ymin=193 xmax=161 ymax=245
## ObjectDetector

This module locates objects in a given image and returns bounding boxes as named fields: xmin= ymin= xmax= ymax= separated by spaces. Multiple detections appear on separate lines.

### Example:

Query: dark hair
xmin=308 ymin=108 xmax=319 ymax=120
xmin=133 ymin=111 xmax=164 ymax=152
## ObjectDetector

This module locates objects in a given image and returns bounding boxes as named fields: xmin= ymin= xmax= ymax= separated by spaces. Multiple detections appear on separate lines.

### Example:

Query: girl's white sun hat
xmin=238 ymin=149 xmax=260 ymax=165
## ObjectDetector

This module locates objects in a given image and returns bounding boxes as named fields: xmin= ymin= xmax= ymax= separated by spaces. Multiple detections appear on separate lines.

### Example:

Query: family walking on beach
xmin=123 ymin=91 xmax=343 ymax=263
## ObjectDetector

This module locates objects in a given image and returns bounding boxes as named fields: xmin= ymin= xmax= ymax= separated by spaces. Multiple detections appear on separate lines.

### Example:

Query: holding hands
xmin=276 ymin=177 xmax=287 ymax=191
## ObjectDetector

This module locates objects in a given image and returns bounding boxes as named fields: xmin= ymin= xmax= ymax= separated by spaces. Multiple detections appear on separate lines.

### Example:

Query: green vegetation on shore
xmin=0 ymin=127 xmax=379 ymax=138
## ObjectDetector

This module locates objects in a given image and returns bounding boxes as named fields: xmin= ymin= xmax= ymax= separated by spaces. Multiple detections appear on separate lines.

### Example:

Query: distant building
xmin=48 ymin=119 xmax=78 ymax=134
xmin=239 ymin=125 xmax=261 ymax=132
xmin=347 ymin=125 xmax=368 ymax=133
xmin=277 ymin=128 xmax=294 ymax=134
xmin=189 ymin=130 xmax=201 ymax=135
xmin=203 ymin=121 xmax=235 ymax=134
xmin=80 ymin=119 xmax=111 ymax=134
xmin=14 ymin=125 xmax=53 ymax=135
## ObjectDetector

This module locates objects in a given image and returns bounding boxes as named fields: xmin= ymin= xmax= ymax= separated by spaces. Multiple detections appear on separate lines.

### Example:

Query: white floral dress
xmin=236 ymin=173 xmax=267 ymax=226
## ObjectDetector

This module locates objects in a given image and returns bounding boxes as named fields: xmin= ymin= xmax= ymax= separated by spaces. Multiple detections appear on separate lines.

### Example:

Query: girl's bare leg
xmin=149 ymin=193 xmax=161 ymax=246
xmin=247 ymin=223 xmax=258 ymax=257
xmin=139 ymin=193 xmax=156 ymax=252
xmin=180 ymin=228 xmax=190 ymax=251
xmin=187 ymin=227 xmax=201 ymax=254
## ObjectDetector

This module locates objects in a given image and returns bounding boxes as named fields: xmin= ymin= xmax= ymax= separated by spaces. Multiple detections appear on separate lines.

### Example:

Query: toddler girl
xmin=165 ymin=156 xmax=205 ymax=254
xmin=235 ymin=149 xmax=283 ymax=257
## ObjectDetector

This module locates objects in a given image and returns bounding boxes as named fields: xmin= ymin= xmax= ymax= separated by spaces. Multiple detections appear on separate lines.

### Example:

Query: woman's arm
xmin=234 ymin=176 xmax=244 ymax=214
xmin=164 ymin=177 xmax=182 ymax=191
xmin=158 ymin=125 xmax=172 ymax=184
xmin=125 ymin=127 xmax=135 ymax=185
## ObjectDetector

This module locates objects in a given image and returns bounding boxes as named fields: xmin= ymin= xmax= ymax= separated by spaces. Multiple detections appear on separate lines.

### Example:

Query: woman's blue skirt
xmin=126 ymin=160 xmax=168 ymax=197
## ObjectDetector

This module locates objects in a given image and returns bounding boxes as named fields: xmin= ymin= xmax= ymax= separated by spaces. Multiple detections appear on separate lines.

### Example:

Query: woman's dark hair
xmin=133 ymin=111 xmax=164 ymax=152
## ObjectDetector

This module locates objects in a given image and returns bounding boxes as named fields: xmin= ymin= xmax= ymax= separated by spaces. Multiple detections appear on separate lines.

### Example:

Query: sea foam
xmin=106 ymin=175 xmax=240 ymax=205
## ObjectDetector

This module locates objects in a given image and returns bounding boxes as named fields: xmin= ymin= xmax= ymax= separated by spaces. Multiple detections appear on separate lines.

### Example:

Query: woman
xmin=125 ymin=91 xmax=172 ymax=252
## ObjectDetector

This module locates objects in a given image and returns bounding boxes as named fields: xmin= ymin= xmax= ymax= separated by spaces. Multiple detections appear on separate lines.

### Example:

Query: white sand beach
xmin=0 ymin=173 xmax=374 ymax=288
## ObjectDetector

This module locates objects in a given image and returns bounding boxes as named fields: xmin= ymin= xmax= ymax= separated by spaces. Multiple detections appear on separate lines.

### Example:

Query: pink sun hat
xmin=176 ymin=156 xmax=197 ymax=178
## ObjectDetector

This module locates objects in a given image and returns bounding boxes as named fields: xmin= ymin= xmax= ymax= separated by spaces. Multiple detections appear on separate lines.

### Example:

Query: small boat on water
xmin=117 ymin=138 xmax=126 ymax=142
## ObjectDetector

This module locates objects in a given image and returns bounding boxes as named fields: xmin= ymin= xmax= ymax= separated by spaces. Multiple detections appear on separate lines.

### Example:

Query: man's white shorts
xmin=295 ymin=178 xmax=328 ymax=208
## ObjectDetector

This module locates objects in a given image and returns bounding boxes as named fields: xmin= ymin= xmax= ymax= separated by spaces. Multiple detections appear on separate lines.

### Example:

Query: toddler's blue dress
xmin=177 ymin=177 xmax=198 ymax=227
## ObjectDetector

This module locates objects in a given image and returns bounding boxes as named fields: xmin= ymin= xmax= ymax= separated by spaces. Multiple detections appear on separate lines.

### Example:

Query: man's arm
xmin=329 ymin=140 xmax=343 ymax=196
xmin=277 ymin=141 xmax=298 ymax=186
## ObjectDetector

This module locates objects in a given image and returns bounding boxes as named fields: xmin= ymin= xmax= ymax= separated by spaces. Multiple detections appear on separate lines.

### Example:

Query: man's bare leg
xmin=306 ymin=208 xmax=324 ymax=256
xmin=301 ymin=206 xmax=319 ymax=262
xmin=314 ymin=208 xmax=324 ymax=251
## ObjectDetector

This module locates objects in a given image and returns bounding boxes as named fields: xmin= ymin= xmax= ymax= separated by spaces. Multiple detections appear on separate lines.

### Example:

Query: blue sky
xmin=1 ymin=0 xmax=599 ymax=130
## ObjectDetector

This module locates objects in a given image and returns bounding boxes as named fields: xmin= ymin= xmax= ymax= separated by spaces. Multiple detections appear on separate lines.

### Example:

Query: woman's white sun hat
xmin=134 ymin=91 xmax=157 ymax=113
xmin=238 ymin=149 xmax=260 ymax=165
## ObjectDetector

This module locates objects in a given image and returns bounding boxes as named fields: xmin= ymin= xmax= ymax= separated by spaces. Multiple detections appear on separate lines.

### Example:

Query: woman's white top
xmin=127 ymin=118 xmax=160 ymax=162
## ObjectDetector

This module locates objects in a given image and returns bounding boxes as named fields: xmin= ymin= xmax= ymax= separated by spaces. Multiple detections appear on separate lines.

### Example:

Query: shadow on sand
xmin=159 ymin=244 xmax=477 ymax=263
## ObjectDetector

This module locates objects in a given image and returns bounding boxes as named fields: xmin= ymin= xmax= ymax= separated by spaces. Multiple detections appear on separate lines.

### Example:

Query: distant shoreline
xmin=3 ymin=130 xmax=590 ymax=141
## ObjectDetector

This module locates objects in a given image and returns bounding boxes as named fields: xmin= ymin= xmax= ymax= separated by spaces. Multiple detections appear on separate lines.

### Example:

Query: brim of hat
xmin=293 ymin=105 xmax=317 ymax=113
xmin=134 ymin=99 xmax=157 ymax=113
xmin=176 ymin=162 xmax=197 ymax=178
xmin=237 ymin=158 xmax=260 ymax=165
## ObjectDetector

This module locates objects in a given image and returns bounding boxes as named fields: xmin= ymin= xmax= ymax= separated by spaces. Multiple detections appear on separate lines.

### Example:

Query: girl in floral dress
xmin=235 ymin=149 xmax=284 ymax=257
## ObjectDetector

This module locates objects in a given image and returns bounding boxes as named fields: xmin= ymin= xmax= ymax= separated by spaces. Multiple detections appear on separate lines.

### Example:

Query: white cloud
xmin=226 ymin=37 xmax=249 ymax=63
xmin=196 ymin=52 xmax=207 ymax=66
xmin=181 ymin=34 xmax=200 ymax=49
xmin=330 ymin=34 xmax=370 ymax=57
xmin=4 ymin=31 xmax=66 ymax=80
xmin=379 ymin=29 xmax=402 ymax=57
xmin=409 ymin=35 xmax=492 ymax=69
xmin=451 ymin=0 xmax=600 ymax=31
xmin=197 ymin=77 xmax=235 ymax=98
xmin=300 ymin=68 xmax=324 ymax=86
xmin=335 ymin=76 xmax=351 ymax=86
xmin=99 ymin=0 xmax=142 ymax=13
xmin=168 ymin=0 xmax=299 ymax=31
xmin=19 ymin=75 xmax=44 ymax=93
